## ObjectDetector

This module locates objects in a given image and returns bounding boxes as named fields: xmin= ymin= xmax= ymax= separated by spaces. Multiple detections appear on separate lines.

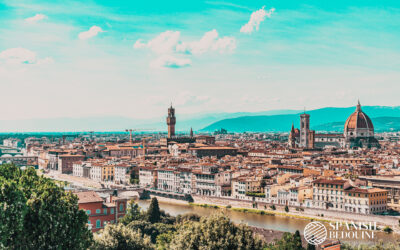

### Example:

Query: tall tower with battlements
xmin=300 ymin=113 xmax=310 ymax=148
xmin=166 ymin=104 xmax=176 ymax=138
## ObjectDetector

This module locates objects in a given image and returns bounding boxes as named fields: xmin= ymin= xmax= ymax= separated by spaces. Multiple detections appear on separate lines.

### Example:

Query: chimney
xmin=109 ymin=194 xmax=112 ymax=203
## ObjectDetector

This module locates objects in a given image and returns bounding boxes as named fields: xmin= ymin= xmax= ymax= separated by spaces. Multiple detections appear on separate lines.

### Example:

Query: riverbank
xmin=192 ymin=194 xmax=400 ymax=232
xmin=137 ymin=198 xmax=400 ymax=245
xmin=144 ymin=194 xmax=400 ymax=234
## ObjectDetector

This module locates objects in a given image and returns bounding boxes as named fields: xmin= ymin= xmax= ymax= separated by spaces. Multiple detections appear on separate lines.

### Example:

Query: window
xmin=119 ymin=203 xmax=124 ymax=212
xmin=88 ymin=220 xmax=91 ymax=225
xmin=96 ymin=209 xmax=101 ymax=214
xmin=86 ymin=210 xmax=91 ymax=215
xmin=96 ymin=220 xmax=101 ymax=228
xmin=110 ymin=208 xmax=114 ymax=214
xmin=104 ymin=209 xmax=107 ymax=215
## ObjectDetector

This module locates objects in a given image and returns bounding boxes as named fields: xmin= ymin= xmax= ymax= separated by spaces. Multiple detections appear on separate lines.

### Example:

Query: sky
xmin=0 ymin=0 xmax=400 ymax=121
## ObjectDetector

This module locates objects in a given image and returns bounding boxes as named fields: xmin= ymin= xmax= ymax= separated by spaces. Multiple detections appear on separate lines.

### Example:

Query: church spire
xmin=190 ymin=127 xmax=193 ymax=137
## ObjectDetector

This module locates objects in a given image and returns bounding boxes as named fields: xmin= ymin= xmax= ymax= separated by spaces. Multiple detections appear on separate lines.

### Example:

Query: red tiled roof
xmin=75 ymin=191 xmax=103 ymax=204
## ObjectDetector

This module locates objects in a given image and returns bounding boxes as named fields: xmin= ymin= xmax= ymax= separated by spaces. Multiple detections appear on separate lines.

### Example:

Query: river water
xmin=137 ymin=200 xmax=399 ymax=246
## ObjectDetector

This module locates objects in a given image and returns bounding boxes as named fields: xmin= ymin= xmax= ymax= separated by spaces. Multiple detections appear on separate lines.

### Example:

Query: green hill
xmin=201 ymin=106 xmax=400 ymax=133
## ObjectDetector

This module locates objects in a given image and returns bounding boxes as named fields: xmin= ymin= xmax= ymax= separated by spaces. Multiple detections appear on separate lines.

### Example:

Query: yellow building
xmin=344 ymin=187 xmax=387 ymax=214
xmin=102 ymin=165 xmax=115 ymax=182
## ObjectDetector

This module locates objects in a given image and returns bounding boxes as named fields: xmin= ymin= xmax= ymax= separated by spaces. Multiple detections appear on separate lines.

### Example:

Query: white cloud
xmin=0 ymin=48 xmax=54 ymax=65
xmin=150 ymin=55 xmax=191 ymax=69
xmin=211 ymin=35 xmax=236 ymax=54
xmin=133 ymin=39 xmax=147 ymax=49
xmin=25 ymin=14 xmax=47 ymax=23
xmin=78 ymin=26 xmax=103 ymax=40
xmin=147 ymin=31 xmax=181 ymax=54
xmin=134 ymin=29 xmax=236 ymax=68
xmin=134 ymin=30 xmax=182 ymax=54
xmin=174 ymin=29 xmax=236 ymax=55
xmin=0 ymin=48 xmax=37 ymax=64
xmin=240 ymin=6 xmax=275 ymax=34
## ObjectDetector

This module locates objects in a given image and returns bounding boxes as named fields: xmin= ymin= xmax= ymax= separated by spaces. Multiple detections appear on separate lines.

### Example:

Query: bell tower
xmin=166 ymin=104 xmax=176 ymax=138
xmin=300 ymin=113 xmax=310 ymax=148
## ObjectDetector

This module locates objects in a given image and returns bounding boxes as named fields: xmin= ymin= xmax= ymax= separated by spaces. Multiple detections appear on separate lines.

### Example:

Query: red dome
xmin=344 ymin=102 xmax=373 ymax=131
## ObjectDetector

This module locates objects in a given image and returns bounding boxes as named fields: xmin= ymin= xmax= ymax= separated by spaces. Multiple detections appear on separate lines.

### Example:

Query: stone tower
xmin=300 ymin=113 xmax=310 ymax=148
xmin=288 ymin=123 xmax=296 ymax=148
xmin=166 ymin=104 xmax=176 ymax=138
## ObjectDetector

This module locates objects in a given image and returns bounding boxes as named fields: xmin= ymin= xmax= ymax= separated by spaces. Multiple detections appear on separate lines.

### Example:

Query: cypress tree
xmin=294 ymin=230 xmax=303 ymax=250
xmin=147 ymin=197 xmax=160 ymax=223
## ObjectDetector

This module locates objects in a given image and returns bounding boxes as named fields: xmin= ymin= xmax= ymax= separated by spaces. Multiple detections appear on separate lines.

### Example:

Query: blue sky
xmin=0 ymin=0 xmax=399 ymax=120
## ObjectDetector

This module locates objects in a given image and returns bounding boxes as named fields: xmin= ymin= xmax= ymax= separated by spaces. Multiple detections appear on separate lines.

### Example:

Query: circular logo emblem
xmin=304 ymin=221 xmax=327 ymax=245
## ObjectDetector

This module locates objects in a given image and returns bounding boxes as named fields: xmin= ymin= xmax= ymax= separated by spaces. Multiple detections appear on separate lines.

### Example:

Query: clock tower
xmin=166 ymin=104 xmax=176 ymax=138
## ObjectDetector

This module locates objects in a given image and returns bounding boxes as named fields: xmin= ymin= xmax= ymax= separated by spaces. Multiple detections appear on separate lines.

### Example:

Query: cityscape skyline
xmin=1 ymin=0 xmax=400 ymax=120
xmin=2 ymin=1 xmax=400 ymax=249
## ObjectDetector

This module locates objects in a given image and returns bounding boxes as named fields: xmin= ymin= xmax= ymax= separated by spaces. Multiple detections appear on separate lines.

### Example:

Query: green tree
xmin=156 ymin=231 xmax=175 ymax=250
xmin=0 ymin=164 xmax=92 ymax=249
xmin=93 ymin=223 xmax=153 ymax=250
xmin=306 ymin=243 xmax=316 ymax=250
xmin=266 ymin=232 xmax=305 ymax=250
xmin=0 ymin=179 xmax=27 ymax=248
xmin=293 ymin=230 xmax=303 ymax=250
xmin=168 ymin=213 xmax=264 ymax=250
xmin=285 ymin=205 xmax=289 ymax=212
xmin=383 ymin=226 xmax=393 ymax=234
xmin=176 ymin=213 xmax=201 ymax=223
xmin=120 ymin=200 xmax=142 ymax=225
xmin=147 ymin=197 xmax=161 ymax=223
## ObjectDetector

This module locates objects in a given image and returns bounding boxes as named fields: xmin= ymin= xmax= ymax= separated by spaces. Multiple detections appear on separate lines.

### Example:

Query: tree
xmin=176 ymin=213 xmax=201 ymax=223
xmin=293 ymin=230 xmax=303 ymax=250
xmin=156 ymin=231 xmax=175 ymax=250
xmin=130 ymin=171 xmax=139 ymax=185
xmin=266 ymin=232 xmax=305 ymax=250
xmin=0 ymin=164 xmax=92 ymax=249
xmin=0 ymin=179 xmax=27 ymax=248
xmin=147 ymin=197 xmax=161 ymax=223
xmin=120 ymin=200 xmax=142 ymax=225
xmin=383 ymin=226 xmax=393 ymax=234
xmin=93 ymin=223 xmax=153 ymax=250
xmin=168 ymin=213 xmax=264 ymax=250
xmin=285 ymin=205 xmax=289 ymax=212
xmin=306 ymin=243 xmax=316 ymax=250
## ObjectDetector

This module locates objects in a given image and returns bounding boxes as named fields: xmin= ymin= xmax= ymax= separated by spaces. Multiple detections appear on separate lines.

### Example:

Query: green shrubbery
xmin=0 ymin=164 xmax=92 ymax=249
xmin=245 ymin=192 xmax=265 ymax=197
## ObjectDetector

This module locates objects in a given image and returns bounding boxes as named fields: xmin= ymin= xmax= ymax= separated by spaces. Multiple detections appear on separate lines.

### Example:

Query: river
xmin=137 ymin=199 xmax=399 ymax=246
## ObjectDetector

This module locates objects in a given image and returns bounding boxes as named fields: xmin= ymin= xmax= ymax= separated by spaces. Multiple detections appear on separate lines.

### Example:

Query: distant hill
xmin=201 ymin=106 xmax=400 ymax=133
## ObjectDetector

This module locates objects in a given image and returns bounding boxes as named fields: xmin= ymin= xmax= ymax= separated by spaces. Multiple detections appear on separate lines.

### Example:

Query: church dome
xmin=344 ymin=101 xmax=374 ymax=135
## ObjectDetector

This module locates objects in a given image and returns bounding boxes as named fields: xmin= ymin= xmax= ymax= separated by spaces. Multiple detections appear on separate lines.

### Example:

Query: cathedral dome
xmin=344 ymin=101 xmax=374 ymax=137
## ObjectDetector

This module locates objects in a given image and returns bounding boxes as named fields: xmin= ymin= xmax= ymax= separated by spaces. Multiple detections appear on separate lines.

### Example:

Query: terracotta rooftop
xmin=75 ymin=191 xmax=103 ymax=204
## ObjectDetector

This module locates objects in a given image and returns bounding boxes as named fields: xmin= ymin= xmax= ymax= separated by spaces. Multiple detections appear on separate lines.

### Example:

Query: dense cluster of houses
xmin=22 ymin=129 xmax=400 ymax=216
